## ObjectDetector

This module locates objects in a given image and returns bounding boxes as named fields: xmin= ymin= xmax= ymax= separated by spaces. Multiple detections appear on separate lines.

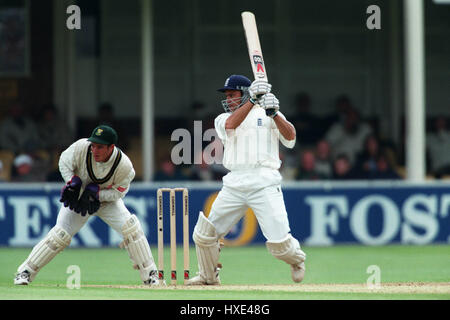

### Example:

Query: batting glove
xmin=259 ymin=93 xmax=280 ymax=118
xmin=248 ymin=80 xmax=272 ymax=100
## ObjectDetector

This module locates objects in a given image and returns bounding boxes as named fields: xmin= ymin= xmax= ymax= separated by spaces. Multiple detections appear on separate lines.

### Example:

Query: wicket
xmin=156 ymin=188 xmax=189 ymax=285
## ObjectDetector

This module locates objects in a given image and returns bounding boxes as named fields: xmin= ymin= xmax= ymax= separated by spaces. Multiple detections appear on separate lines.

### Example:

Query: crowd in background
xmin=1 ymin=94 xmax=450 ymax=183
xmin=279 ymin=93 xmax=403 ymax=181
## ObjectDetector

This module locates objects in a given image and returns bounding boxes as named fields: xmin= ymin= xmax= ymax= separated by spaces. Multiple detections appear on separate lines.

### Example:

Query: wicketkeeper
xmin=14 ymin=125 xmax=161 ymax=286
xmin=186 ymin=75 xmax=306 ymax=285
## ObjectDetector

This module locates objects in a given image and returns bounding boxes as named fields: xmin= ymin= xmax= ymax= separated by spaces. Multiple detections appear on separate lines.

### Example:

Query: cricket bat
xmin=241 ymin=11 xmax=268 ymax=81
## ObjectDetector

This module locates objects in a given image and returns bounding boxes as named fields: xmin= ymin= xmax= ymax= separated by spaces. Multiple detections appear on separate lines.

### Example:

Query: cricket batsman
xmin=186 ymin=75 xmax=306 ymax=285
xmin=14 ymin=125 xmax=161 ymax=286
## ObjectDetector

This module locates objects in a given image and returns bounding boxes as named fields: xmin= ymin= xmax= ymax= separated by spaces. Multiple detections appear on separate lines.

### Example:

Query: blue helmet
xmin=217 ymin=75 xmax=251 ymax=92
xmin=218 ymin=75 xmax=252 ymax=113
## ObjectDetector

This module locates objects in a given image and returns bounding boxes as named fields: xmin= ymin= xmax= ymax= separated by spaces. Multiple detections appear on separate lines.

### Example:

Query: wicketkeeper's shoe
xmin=291 ymin=262 xmax=306 ymax=283
xmin=144 ymin=270 xmax=166 ymax=286
xmin=185 ymin=272 xmax=221 ymax=286
xmin=14 ymin=270 xmax=31 ymax=285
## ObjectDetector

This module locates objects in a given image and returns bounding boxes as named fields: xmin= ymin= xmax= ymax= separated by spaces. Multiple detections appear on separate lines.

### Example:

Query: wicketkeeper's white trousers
xmin=56 ymin=199 xmax=132 ymax=237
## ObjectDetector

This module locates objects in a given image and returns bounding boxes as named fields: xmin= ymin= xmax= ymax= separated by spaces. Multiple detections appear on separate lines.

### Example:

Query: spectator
xmin=12 ymin=154 xmax=33 ymax=179
xmin=10 ymin=150 xmax=53 ymax=182
xmin=189 ymin=141 xmax=227 ymax=181
xmin=0 ymin=102 xmax=44 ymax=154
xmin=37 ymin=104 xmax=73 ymax=152
xmin=370 ymin=153 xmax=401 ymax=180
xmin=325 ymin=107 xmax=372 ymax=165
xmin=314 ymin=140 xmax=332 ymax=179
xmin=279 ymin=151 xmax=297 ymax=181
xmin=204 ymin=137 xmax=228 ymax=180
xmin=353 ymin=134 xmax=381 ymax=179
xmin=190 ymin=161 xmax=214 ymax=181
xmin=290 ymin=93 xmax=322 ymax=146
xmin=153 ymin=159 xmax=189 ymax=181
xmin=189 ymin=149 xmax=214 ymax=181
xmin=426 ymin=115 xmax=450 ymax=178
xmin=296 ymin=149 xmax=325 ymax=180
xmin=0 ymin=160 xmax=5 ymax=182
xmin=323 ymin=94 xmax=354 ymax=130
xmin=10 ymin=154 xmax=46 ymax=182
xmin=332 ymin=154 xmax=358 ymax=180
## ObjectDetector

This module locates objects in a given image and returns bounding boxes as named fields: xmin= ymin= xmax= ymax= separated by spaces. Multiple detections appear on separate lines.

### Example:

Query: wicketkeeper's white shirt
xmin=214 ymin=105 xmax=295 ymax=189
xmin=59 ymin=138 xmax=135 ymax=203
xmin=56 ymin=138 xmax=136 ymax=237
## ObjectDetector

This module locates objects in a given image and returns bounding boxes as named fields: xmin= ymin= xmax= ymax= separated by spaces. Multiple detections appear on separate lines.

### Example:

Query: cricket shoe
xmin=144 ymin=270 xmax=166 ymax=286
xmin=14 ymin=270 xmax=31 ymax=285
xmin=185 ymin=272 xmax=221 ymax=286
xmin=291 ymin=262 xmax=305 ymax=283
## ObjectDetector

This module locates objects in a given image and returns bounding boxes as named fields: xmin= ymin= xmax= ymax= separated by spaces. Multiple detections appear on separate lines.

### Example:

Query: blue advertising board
xmin=0 ymin=181 xmax=449 ymax=247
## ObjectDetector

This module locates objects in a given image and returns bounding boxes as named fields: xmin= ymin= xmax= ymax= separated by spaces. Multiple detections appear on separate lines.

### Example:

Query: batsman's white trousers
xmin=208 ymin=183 xmax=291 ymax=242
xmin=56 ymin=199 xmax=131 ymax=237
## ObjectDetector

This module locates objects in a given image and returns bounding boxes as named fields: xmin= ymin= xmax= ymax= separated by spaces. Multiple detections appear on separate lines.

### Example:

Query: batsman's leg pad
xmin=266 ymin=234 xmax=306 ymax=266
xmin=120 ymin=214 xmax=157 ymax=282
xmin=17 ymin=226 xmax=71 ymax=282
xmin=192 ymin=211 xmax=220 ymax=284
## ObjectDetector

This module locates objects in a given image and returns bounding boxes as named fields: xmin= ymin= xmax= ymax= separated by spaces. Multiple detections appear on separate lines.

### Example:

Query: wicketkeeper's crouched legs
xmin=15 ymin=226 xmax=72 ymax=285
xmin=120 ymin=214 xmax=160 ymax=285
xmin=266 ymin=234 xmax=306 ymax=283
xmin=186 ymin=211 xmax=221 ymax=285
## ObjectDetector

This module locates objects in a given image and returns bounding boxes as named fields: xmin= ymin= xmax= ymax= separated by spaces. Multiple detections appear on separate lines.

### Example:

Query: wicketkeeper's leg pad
xmin=120 ymin=214 xmax=157 ymax=282
xmin=192 ymin=211 xmax=221 ymax=283
xmin=266 ymin=234 xmax=306 ymax=266
xmin=17 ymin=226 xmax=72 ymax=282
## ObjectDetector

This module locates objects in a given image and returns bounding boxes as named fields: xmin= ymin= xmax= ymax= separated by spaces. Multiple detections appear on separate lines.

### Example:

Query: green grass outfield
xmin=1 ymin=245 xmax=449 ymax=300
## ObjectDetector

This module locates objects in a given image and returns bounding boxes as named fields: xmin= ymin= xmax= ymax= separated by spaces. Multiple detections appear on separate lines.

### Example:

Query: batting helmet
xmin=218 ymin=75 xmax=252 ymax=113
xmin=217 ymin=75 xmax=251 ymax=92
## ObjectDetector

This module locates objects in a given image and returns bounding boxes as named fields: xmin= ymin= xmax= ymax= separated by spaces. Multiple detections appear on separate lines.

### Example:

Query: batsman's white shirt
xmin=56 ymin=138 xmax=135 ymax=236
xmin=211 ymin=105 xmax=296 ymax=241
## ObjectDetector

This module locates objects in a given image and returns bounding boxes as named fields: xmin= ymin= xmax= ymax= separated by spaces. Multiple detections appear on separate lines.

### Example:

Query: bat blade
xmin=241 ymin=11 xmax=268 ymax=81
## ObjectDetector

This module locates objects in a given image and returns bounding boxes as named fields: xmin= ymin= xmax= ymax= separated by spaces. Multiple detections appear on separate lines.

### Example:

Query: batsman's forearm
xmin=274 ymin=115 xmax=296 ymax=141
xmin=225 ymin=101 xmax=254 ymax=130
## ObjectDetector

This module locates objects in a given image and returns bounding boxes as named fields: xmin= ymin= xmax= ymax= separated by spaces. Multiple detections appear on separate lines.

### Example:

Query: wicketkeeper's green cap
xmin=88 ymin=125 xmax=118 ymax=145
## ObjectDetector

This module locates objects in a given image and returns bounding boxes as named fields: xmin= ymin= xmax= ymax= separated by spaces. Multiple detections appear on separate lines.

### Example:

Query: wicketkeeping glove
xmin=248 ymin=80 xmax=272 ymax=100
xmin=60 ymin=175 xmax=82 ymax=210
xmin=259 ymin=93 xmax=280 ymax=118
xmin=74 ymin=183 xmax=100 ymax=216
